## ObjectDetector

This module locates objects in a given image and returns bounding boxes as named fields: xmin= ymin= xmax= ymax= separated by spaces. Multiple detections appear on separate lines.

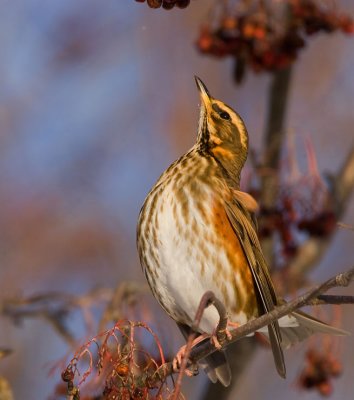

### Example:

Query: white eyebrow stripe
xmin=213 ymin=100 xmax=248 ymax=149
xmin=231 ymin=113 xmax=248 ymax=148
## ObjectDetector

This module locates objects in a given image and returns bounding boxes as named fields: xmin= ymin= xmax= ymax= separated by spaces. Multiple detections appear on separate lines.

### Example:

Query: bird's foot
xmin=225 ymin=320 xmax=240 ymax=339
xmin=210 ymin=333 xmax=223 ymax=349
xmin=210 ymin=320 xmax=240 ymax=348
xmin=172 ymin=334 xmax=208 ymax=375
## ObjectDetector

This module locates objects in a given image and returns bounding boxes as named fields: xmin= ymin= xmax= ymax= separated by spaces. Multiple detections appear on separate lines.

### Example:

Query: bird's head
xmin=195 ymin=76 xmax=249 ymax=183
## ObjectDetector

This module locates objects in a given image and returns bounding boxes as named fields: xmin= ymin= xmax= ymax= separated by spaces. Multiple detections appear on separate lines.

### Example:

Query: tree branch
xmin=151 ymin=266 xmax=354 ymax=386
xmin=202 ymin=66 xmax=295 ymax=400
xmin=0 ymin=282 xmax=149 ymax=346
xmin=311 ymin=294 xmax=354 ymax=305
xmin=203 ymin=66 xmax=294 ymax=400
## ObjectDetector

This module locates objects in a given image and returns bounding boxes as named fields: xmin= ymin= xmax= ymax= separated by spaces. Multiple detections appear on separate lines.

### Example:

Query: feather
xmin=232 ymin=190 xmax=259 ymax=213
xmin=224 ymin=195 xmax=286 ymax=378
xmin=262 ymin=310 xmax=350 ymax=349
xmin=279 ymin=310 xmax=350 ymax=349
xmin=200 ymin=351 xmax=231 ymax=387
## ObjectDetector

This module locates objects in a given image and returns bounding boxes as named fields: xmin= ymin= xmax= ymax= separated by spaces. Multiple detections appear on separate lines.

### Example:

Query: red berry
xmin=61 ymin=368 xmax=74 ymax=383
xmin=329 ymin=359 xmax=342 ymax=377
xmin=196 ymin=27 xmax=214 ymax=52
xmin=222 ymin=17 xmax=238 ymax=31
xmin=340 ymin=15 xmax=354 ymax=34
xmin=317 ymin=381 xmax=333 ymax=396
xmin=147 ymin=0 xmax=162 ymax=8
xmin=176 ymin=0 xmax=190 ymax=8
xmin=162 ymin=0 xmax=175 ymax=10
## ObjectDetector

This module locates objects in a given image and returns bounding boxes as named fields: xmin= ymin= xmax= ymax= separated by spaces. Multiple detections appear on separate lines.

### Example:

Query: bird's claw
xmin=224 ymin=320 xmax=240 ymax=340
xmin=173 ymin=345 xmax=195 ymax=376
xmin=210 ymin=320 xmax=239 ymax=348
xmin=227 ymin=320 xmax=240 ymax=331
xmin=173 ymin=334 xmax=208 ymax=376
xmin=210 ymin=334 xmax=223 ymax=349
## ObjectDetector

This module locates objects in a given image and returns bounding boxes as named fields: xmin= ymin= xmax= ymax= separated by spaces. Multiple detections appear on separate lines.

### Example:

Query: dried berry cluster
xmin=196 ymin=0 xmax=354 ymax=81
xmin=257 ymin=193 xmax=336 ymax=264
xmin=57 ymin=321 xmax=175 ymax=400
xmin=257 ymin=197 xmax=300 ymax=260
xmin=298 ymin=349 xmax=342 ymax=396
xmin=293 ymin=0 xmax=354 ymax=35
xmin=135 ymin=0 xmax=190 ymax=10
xmin=248 ymin=140 xmax=336 ymax=269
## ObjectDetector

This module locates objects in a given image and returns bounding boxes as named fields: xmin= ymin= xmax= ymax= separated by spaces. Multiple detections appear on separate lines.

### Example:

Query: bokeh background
xmin=0 ymin=1 xmax=353 ymax=399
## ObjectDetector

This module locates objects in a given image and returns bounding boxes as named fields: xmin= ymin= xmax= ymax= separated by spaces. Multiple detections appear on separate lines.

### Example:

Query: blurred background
xmin=0 ymin=0 xmax=353 ymax=399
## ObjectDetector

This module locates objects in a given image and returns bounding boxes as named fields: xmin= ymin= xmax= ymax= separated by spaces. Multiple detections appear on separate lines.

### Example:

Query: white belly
xmin=139 ymin=180 xmax=248 ymax=334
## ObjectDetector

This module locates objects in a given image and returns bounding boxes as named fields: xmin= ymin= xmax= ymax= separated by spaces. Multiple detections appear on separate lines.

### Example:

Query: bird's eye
xmin=219 ymin=111 xmax=230 ymax=120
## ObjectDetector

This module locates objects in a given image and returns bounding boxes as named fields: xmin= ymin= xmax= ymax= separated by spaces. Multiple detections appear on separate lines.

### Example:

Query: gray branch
xmin=151 ymin=265 xmax=354 ymax=386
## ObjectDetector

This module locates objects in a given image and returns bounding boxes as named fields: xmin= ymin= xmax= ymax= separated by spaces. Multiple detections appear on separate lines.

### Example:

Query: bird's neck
xmin=209 ymin=144 xmax=247 ymax=188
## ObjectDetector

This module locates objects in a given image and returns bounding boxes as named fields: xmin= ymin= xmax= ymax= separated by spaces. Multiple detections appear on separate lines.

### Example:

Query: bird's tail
xmin=200 ymin=350 xmax=231 ymax=387
xmin=274 ymin=310 xmax=350 ymax=349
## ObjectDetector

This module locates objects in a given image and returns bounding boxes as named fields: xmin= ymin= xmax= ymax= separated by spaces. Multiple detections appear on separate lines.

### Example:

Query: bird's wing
xmin=232 ymin=190 xmax=259 ymax=213
xmin=224 ymin=193 xmax=286 ymax=378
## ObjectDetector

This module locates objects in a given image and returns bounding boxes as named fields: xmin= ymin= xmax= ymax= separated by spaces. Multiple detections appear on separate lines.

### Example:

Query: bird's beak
xmin=195 ymin=76 xmax=212 ymax=109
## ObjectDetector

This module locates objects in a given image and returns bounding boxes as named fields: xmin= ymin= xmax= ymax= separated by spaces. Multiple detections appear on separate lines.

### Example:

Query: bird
xmin=136 ymin=76 xmax=348 ymax=386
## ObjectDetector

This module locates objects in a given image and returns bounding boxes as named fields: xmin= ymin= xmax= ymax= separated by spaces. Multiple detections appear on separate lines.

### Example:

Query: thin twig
xmin=1 ymin=282 xmax=148 ymax=346
xmin=311 ymin=294 xmax=354 ymax=305
xmin=337 ymin=221 xmax=354 ymax=231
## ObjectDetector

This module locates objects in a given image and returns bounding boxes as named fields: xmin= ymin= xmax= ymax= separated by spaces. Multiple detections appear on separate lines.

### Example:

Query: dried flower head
xmin=60 ymin=320 xmax=181 ymax=399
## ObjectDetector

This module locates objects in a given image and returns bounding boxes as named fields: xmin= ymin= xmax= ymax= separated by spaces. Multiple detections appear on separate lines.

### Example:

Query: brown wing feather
xmin=224 ymin=196 xmax=286 ymax=378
